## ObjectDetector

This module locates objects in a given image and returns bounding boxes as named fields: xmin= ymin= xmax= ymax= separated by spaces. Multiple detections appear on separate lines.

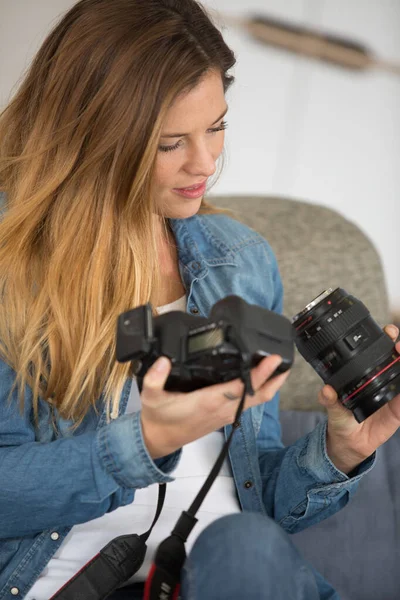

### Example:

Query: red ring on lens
xmin=295 ymin=315 xmax=313 ymax=331
xmin=342 ymin=354 xmax=400 ymax=404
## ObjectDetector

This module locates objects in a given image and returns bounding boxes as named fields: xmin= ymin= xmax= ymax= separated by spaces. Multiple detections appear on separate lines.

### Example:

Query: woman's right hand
xmin=140 ymin=355 xmax=290 ymax=459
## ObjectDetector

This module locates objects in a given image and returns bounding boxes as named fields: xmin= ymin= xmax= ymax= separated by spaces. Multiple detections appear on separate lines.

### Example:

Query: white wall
xmin=1 ymin=0 xmax=399 ymax=311
xmin=209 ymin=0 xmax=400 ymax=313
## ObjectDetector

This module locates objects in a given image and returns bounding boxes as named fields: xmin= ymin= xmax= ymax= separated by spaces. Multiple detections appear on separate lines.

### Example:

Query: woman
xmin=0 ymin=1 xmax=399 ymax=599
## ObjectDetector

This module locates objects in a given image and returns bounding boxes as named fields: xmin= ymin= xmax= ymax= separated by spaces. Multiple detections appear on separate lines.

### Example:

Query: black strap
xmin=144 ymin=362 xmax=254 ymax=600
xmin=179 ymin=360 xmax=253 ymax=531
xmin=52 ymin=351 xmax=254 ymax=600
xmin=50 ymin=484 xmax=166 ymax=600
xmin=141 ymin=482 xmax=167 ymax=543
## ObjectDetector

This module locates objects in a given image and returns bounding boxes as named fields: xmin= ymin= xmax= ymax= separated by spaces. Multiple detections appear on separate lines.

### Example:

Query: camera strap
xmin=143 ymin=362 xmax=254 ymax=600
xmin=50 ymin=355 xmax=254 ymax=600
xmin=49 ymin=484 xmax=167 ymax=600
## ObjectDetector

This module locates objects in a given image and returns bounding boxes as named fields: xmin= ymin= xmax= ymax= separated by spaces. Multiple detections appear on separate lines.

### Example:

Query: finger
xmin=317 ymin=384 xmax=338 ymax=407
xmin=141 ymin=356 xmax=171 ymax=396
xmin=222 ymin=370 xmax=290 ymax=416
xmin=384 ymin=324 xmax=399 ymax=342
xmin=206 ymin=355 xmax=284 ymax=400
xmin=252 ymin=369 xmax=290 ymax=405
xmin=251 ymin=355 xmax=284 ymax=391
xmin=318 ymin=385 xmax=354 ymax=428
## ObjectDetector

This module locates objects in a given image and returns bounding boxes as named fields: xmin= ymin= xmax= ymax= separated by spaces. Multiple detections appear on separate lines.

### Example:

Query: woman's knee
xmin=186 ymin=512 xmax=302 ymax=578
xmin=190 ymin=511 xmax=292 ymax=558
xmin=182 ymin=512 xmax=319 ymax=600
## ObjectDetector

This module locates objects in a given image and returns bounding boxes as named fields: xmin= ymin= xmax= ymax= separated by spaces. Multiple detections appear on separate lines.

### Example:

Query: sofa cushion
xmin=280 ymin=409 xmax=400 ymax=600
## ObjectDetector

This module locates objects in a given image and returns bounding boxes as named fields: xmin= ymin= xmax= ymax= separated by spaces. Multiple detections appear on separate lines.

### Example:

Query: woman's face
xmin=153 ymin=70 xmax=228 ymax=220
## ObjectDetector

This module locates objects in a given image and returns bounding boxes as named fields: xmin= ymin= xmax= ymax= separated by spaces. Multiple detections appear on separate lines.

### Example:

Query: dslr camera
xmin=116 ymin=295 xmax=294 ymax=392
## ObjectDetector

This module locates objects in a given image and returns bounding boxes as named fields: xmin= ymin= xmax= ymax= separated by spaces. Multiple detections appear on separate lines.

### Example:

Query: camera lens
xmin=291 ymin=287 xmax=400 ymax=422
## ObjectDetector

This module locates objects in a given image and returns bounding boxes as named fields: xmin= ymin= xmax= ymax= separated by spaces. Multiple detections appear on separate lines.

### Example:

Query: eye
xmin=208 ymin=120 xmax=228 ymax=135
xmin=158 ymin=139 xmax=184 ymax=153
xmin=158 ymin=121 xmax=228 ymax=153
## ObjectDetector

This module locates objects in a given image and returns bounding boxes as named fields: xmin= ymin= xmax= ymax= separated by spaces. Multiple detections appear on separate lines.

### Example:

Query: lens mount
xmin=291 ymin=288 xmax=334 ymax=325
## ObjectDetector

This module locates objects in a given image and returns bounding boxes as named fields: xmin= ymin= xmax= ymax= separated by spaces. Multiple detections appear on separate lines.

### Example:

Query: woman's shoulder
xmin=191 ymin=212 xmax=278 ymax=264
xmin=191 ymin=212 xmax=269 ymax=249
xmin=191 ymin=212 xmax=283 ymax=311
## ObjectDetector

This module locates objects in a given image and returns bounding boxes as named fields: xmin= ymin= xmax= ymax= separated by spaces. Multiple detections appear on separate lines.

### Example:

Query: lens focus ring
xmin=325 ymin=335 xmax=394 ymax=392
xmin=297 ymin=302 xmax=369 ymax=362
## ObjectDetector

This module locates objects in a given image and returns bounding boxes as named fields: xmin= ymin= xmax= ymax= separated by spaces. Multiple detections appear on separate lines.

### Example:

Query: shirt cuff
xmin=96 ymin=410 xmax=182 ymax=489
xmin=297 ymin=419 xmax=376 ymax=488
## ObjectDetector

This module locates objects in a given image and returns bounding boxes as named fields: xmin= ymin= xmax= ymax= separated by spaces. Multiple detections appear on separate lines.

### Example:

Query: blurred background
xmin=0 ymin=0 xmax=399 ymax=318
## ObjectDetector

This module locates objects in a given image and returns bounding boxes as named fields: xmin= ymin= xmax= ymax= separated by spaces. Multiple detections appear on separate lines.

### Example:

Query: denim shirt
xmin=0 ymin=212 xmax=375 ymax=600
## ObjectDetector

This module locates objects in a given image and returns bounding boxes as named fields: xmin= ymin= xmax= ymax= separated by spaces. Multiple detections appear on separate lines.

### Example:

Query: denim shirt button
xmin=233 ymin=420 xmax=241 ymax=429
xmin=192 ymin=261 xmax=201 ymax=270
xmin=10 ymin=588 xmax=19 ymax=596
xmin=190 ymin=307 xmax=199 ymax=314
xmin=244 ymin=480 xmax=253 ymax=489
xmin=51 ymin=532 xmax=60 ymax=541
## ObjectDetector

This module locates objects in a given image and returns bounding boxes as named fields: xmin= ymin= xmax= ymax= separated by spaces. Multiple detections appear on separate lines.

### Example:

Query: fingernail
xmin=387 ymin=325 xmax=398 ymax=337
xmin=321 ymin=388 xmax=332 ymax=402
xmin=153 ymin=357 xmax=169 ymax=372
xmin=272 ymin=355 xmax=283 ymax=366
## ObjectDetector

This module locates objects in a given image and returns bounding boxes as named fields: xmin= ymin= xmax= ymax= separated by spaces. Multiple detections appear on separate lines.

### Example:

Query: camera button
xmin=344 ymin=326 xmax=368 ymax=350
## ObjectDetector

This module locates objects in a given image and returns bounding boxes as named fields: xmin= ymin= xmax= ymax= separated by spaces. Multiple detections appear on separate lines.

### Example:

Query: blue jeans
xmin=109 ymin=512 xmax=323 ymax=599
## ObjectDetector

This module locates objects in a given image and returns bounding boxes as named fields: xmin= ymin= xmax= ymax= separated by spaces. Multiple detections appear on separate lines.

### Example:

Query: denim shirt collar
xmin=169 ymin=215 xmax=239 ymax=272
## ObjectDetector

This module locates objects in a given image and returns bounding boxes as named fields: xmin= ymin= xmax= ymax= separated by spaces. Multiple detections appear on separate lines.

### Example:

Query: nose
xmin=184 ymin=142 xmax=217 ymax=179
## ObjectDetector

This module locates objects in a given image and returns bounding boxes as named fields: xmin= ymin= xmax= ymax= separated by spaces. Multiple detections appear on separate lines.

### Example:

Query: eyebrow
xmin=161 ymin=106 xmax=229 ymax=138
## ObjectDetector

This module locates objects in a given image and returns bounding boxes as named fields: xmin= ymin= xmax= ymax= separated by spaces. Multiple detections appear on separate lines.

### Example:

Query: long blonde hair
xmin=0 ymin=0 xmax=236 ymax=425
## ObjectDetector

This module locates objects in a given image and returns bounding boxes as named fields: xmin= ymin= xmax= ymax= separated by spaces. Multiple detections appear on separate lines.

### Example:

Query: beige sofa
xmin=211 ymin=195 xmax=397 ymax=600
xmin=211 ymin=195 xmax=390 ymax=411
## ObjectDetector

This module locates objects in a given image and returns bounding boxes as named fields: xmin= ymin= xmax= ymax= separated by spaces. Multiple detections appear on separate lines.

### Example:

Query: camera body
xmin=116 ymin=295 xmax=294 ymax=393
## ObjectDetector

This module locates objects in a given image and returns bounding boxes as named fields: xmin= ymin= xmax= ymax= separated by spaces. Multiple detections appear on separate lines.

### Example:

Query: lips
xmin=174 ymin=180 xmax=207 ymax=191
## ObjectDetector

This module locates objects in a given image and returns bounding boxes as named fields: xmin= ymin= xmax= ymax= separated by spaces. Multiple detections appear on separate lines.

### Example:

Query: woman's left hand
xmin=318 ymin=324 xmax=400 ymax=474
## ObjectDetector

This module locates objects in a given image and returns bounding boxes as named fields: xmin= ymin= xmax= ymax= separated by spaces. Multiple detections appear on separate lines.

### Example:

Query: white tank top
xmin=27 ymin=295 xmax=240 ymax=599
